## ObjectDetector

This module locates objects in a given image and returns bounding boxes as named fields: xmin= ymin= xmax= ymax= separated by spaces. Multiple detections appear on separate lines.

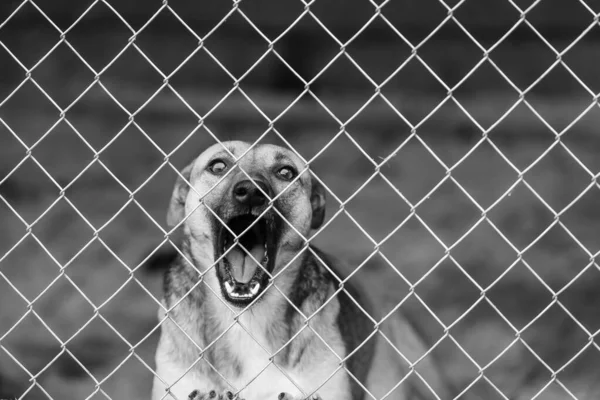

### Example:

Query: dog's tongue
xmin=225 ymin=244 xmax=265 ymax=283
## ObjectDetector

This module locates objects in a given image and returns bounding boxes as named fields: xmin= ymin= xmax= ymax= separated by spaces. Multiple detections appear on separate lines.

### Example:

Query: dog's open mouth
xmin=216 ymin=214 xmax=276 ymax=306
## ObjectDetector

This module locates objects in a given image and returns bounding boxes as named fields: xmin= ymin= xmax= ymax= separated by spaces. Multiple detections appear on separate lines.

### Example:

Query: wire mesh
xmin=1 ymin=0 xmax=600 ymax=399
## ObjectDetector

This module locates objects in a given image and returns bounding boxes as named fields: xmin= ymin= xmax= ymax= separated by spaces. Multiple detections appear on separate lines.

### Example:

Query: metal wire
xmin=1 ymin=0 xmax=600 ymax=399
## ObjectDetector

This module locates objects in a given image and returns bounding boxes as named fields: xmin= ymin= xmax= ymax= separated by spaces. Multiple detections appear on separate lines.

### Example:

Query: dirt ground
xmin=1 ymin=79 xmax=600 ymax=400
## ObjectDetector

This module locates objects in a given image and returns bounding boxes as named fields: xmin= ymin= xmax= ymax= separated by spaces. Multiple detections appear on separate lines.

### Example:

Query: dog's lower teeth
xmin=224 ymin=280 xmax=261 ymax=299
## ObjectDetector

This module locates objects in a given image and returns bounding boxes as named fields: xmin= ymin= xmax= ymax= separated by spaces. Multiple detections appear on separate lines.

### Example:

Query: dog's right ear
xmin=166 ymin=161 xmax=195 ymax=229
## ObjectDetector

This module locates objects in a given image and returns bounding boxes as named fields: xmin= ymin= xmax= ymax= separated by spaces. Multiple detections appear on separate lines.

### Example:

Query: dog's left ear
xmin=166 ymin=161 xmax=195 ymax=229
xmin=310 ymin=176 xmax=326 ymax=230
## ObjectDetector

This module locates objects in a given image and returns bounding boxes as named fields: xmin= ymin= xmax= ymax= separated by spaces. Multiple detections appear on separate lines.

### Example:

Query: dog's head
xmin=166 ymin=141 xmax=326 ymax=307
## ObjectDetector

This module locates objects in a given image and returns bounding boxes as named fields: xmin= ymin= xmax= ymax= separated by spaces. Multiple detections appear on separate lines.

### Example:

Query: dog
xmin=151 ymin=141 xmax=450 ymax=400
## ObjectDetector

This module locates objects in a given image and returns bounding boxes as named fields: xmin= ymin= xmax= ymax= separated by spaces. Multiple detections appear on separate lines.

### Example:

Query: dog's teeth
xmin=224 ymin=280 xmax=260 ymax=300
xmin=224 ymin=281 xmax=235 ymax=295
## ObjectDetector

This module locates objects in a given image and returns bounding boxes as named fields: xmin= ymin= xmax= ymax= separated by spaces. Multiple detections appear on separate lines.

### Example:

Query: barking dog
xmin=151 ymin=141 xmax=449 ymax=400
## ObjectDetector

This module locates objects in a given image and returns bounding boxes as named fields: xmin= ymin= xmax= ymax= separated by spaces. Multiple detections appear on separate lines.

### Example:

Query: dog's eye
xmin=208 ymin=159 xmax=228 ymax=174
xmin=276 ymin=166 xmax=296 ymax=181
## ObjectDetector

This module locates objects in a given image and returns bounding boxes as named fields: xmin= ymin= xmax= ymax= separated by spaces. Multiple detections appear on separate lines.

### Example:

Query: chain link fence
xmin=1 ymin=0 xmax=600 ymax=399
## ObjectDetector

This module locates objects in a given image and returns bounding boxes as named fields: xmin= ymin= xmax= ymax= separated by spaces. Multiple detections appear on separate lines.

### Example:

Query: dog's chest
xmin=224 ymin=323 xmax=302 ymax=398
xmin=218 ymin=316 xmax=350 ymax=400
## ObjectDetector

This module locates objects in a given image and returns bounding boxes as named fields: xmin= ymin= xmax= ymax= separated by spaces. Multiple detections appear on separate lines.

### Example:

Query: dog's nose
xmin=232 ymin=179 xmax=271 ymax=207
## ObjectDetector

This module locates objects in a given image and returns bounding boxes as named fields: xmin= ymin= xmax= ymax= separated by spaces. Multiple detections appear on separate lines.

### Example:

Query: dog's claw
xmin=188 ymin=390 xmax=206 ymax=400
xmin=221 ymin=391 xmax=241 ymax=400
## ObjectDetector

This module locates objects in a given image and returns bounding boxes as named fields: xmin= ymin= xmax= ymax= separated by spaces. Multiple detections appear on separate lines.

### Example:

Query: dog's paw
xmin=188 ymin=390 xmax=244 ymax=400
xmin=278 ymin=392 xmax=322 ymax=400
xmin=188 ymin=390 xmax=214 ymax=400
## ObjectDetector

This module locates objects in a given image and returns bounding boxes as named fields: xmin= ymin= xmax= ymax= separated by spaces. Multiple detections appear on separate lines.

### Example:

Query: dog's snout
xmin=232 ymin=179 xmax=271 ymax=207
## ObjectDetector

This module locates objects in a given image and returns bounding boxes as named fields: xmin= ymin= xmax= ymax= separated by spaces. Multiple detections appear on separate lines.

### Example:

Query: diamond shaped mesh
xmin=1 ymin=0 xmax=600 ymax=399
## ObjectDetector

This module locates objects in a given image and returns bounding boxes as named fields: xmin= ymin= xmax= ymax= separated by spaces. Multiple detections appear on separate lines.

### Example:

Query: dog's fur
xmin=151 ymin=141 xmax=449 ymax=400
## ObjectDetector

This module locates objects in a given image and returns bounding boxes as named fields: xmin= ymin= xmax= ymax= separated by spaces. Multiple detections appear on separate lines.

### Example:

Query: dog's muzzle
xmin=214 ymin=179 xmax=277 ymax=306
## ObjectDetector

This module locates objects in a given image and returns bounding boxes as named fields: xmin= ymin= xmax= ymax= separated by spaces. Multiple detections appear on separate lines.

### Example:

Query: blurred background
xmin=1 ymin=0 xmax=600 ymax=399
